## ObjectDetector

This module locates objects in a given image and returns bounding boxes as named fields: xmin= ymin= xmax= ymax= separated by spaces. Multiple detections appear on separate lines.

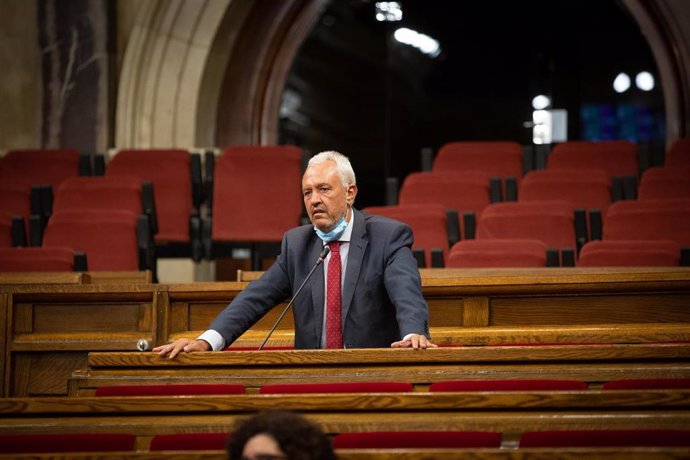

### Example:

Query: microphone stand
xmin=259 ymin=245 xmax=330 ymax=350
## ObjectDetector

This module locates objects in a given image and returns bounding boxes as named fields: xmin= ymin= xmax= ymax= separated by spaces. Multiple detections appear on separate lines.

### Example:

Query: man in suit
xmin=154 ymin=150 xmax=434 ymax=358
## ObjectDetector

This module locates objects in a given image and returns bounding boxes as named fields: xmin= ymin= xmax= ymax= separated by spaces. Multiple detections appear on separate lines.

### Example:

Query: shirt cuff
xmin=197 ymin=330 xmax=225 ymax=351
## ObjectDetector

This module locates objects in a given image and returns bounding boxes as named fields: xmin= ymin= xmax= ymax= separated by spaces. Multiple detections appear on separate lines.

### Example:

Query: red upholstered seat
xmin=519 ymin=430 xmax=690 ymax=448
xmin=577 ymin=240 xmax=681 ymax=267
xmin=363 ymin=204 xmax=449 ymax=267
xmin=603 ymin=378 xmax=690 ymax=390
xmin=639 ymin=167 xmax=690 ymax=200
xmin=212 ymin=146 xmax=303 ymax=242
xmin=519 ymin=169 xmax=612 ymax=216
xmin=0 ymin=246 xmax=77 ymax=272
xmin=2 ymin=149 xmax=81 ymax=189
xmin=547 ymin=140 xmax=638 ymax=177
xmin=106 ymin=149 xmax=193 ymax=243
xmin=603 ymin=199 xmax=690 ymax=245
xmin=477 ymin=200 xmax=575 ymax=249
xmin=0 ymin=179 xmax=31 ymax=233
xmin=55 ymin=176 xmax=144 ymax=214
xmin=150 ymin=433 xmax=230 ymax=451
xmin=0 ymin=433 xmax=136 ymax=453
xmin=259 ymin=382 xmax=413 ymax=394
xmin=447 ymin=239 xmax=548 ymax=268
xmin=95 ymin=384 xmax=245 ymax=396
xmin=666 ymin=137 xmax=690 ymax=169
xmin=433 ymin=141 xmax=523 ymax=179
xmin=43 ymin=209 xmax=140 ymax=271
xmin=0 ymin=211 xmax=14 ymax=248
xmin=333 ymin=431 xmax=501 ymax=449
xmin=429 ymin=379 xmax=587 ymax=392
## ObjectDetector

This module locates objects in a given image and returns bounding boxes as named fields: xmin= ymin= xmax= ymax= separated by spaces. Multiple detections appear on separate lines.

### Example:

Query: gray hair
xmin=307 ymin=151 xmax=356 ymax=187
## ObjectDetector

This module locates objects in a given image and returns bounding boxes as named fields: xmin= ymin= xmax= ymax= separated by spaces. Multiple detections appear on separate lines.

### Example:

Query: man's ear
xmin=346 ymin=184 xmax=358 ymax=206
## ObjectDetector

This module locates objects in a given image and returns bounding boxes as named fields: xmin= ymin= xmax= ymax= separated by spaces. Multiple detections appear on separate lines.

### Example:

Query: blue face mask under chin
xmin=314 ymin=214 xmax=348 ymax=242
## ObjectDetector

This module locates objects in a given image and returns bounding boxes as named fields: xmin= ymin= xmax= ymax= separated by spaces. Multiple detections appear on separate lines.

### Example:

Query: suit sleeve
xmin=207 ymin=237 xmax=293 ymax=347
xmin=381 ymin=222 xmax=430 ymax=339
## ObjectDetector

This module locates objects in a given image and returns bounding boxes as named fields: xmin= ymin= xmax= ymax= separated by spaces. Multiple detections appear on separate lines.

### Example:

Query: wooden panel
xmin=0 ymin=293 xmax=6 ymax=397
xmin=11 ymin=352 xmax=87 ymax=396
xmin=490 ymin=294 xmax=690 ymax=325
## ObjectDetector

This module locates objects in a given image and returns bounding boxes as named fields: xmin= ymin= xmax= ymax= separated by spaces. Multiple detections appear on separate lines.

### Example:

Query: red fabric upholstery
xmin=447 ymin=239 xmax=547 ymax=268
xmin=433 ymin=141 xmax=523 ymax=179
xmin=429 ymin=379 xmax=587 ymax=392
xmin=363 ymin=204 xmax=448 ymax=267
xmin=603 ymin=378 xmax=690 ymax=390
xmin=577 ymin=240 xmax=680 ymax=267
xmin=604 ymin=199 xmax=690 ymax=245
xmin=213 ymin=146 xmax=303 ymax=242
xmin=0 ymin=247 xmax=76 ymax=272
xmin=150 ymin=433 xmax=230 ymax=451
xmin=399 ymin=171 xmax=491 ymax=238
xmin=55 ymin=176 xmax=143 ymax=214
xmin=0 ymin=211 xmax=13 ymax=248
xmin=0 ymin=179 xmax=31 ymax=226
xmin=477 ymin=201 xmax=575 ymax=248
xmin=3 ymin=149 xmax=80 ymax=189
xmin=43 ymin=209 xmax=139 ymax=271
xmin=519 ymin=430 xmax=690 ymax=447
xmin=547 ymin=141 xmax=638 ymax=177
xmin=106 ymin=149 xmax=192 ymax=242
xmin=95 ymin=384 xmax=245 ymax=396
xmin=259 ymin=382 xmax=413 ymax=394
xmin=0 ymin=433 xmax=136 ymax=453
xmin=639 ymin=167 xmax=690 ymax=200
xmin=519 ymin=169 xmax=611 ymax=216
xmin=666 ymin=137 xmax=690 ymax=169
xmin=333 ymin=431 xmax=501 ymax=449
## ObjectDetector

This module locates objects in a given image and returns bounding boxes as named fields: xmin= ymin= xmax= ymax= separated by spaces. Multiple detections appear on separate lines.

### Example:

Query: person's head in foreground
xmin=228 ymin=410 xmax=336 ymax=460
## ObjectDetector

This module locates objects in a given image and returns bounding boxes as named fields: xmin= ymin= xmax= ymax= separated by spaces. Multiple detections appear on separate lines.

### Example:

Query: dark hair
xmin=228 ymin=411 xmax=336 ymax=460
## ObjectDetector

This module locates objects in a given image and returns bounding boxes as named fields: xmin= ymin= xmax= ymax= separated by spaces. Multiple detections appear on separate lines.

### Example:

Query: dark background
xmin=279 ymin=0 xmax=664 ymax=208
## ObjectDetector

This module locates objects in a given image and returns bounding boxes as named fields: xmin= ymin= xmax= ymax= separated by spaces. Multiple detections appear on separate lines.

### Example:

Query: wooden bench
xmin=2 ymin=389 xmax=690 ymax=448
xmin=70 ymin=344 xmax=690 ymax=396
xmin=4 ymin=267 xmax=690 ymax=396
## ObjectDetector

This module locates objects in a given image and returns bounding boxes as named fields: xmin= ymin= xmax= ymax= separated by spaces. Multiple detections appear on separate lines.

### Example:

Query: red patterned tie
xmin=326 ymin=241 xmax=343 ymax=348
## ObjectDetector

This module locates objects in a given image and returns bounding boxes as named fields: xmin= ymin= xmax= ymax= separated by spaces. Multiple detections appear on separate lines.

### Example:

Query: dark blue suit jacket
xmin=209 ymin=208 xmax=430 ymax=349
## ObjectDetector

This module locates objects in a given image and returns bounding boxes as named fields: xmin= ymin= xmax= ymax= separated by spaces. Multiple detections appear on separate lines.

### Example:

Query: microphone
xmin=259 ymin=245 xmax=330 ymax=350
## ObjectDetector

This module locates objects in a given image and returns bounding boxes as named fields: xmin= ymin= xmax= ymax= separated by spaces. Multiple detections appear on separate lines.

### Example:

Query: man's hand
xmin=390 ymin=334 xmax=437 ymax=350
xmin=152 ymin=338 xmax=210 ymax=359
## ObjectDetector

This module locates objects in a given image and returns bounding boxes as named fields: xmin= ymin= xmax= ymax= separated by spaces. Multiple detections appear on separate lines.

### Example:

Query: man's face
xmin=302 ymin=160 xmax=357 ymax=232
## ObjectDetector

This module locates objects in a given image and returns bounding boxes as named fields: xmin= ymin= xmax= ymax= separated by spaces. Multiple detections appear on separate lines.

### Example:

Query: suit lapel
xmin=342 ymin=208 xmax=368 ymax=324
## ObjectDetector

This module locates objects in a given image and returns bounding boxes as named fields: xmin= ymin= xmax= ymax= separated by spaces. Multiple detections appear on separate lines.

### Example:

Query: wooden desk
xmin=70 ymin=344 xmax=690 ymax=395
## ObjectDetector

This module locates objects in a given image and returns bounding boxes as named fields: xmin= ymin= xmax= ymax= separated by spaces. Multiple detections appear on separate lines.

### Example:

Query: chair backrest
xmin=106 ymin=149 xmax=192 ymax=242
xmin=0 ymin=433 xmax=136 ymax=453
xmin=519 ymin=430 xmax=690 ymax=448
xmin=577 ymin=240 xmax=681 ymax=267
xmin=149 ymin=433 xmax=230 ymax=451
xmin=547 ymin=141 xmax=638 ymax=177
xmin=54 ymin=176 xmax=143 ymax=214
xmin=429 ymin=379 xmax=587 ymax=391
xmin=446 ymin=239 xmax=548 ymax=268
xmin=433 ymin=141 xmax=523 ymax=178
xmin=333 ymin=431 xmax=502 ymax=449
xmin=2 ymin=149 xmax=81 ymax=189
xmin=477 ymin=201 xmax=576 ymax=249
xmin=666 ymin=137 xmax=690 ymax=169
xmin=0 ymin=179 xmax=31 ymax=224
xmin=212 ymin=146 xmax=303 ymax=242
xmin=0 ymin=211 xmax=14 ymax=248
xmin=399 ymin=171 xmax=491 ymax=238
xmin=603 ymin=199 xmax=690 ymax=245
xmin=43 ymin=209 xmax=140 ymax=271
xmin=258 ymin=382 xmax=413 ymax=394
xmin=638 ymin=167 xmax=690 ymax=200
xmin=519 ymin=169 xmax=612 ymax=216
xmin=363 ymin=204 xmax=449 ymax=267
xmin=603 ymin=378 xmax=690 ymax=390
xmin=94 ymin=384 xmax=246 ymax=396
xmin=0 ymin=247 xmax=76 ymax=272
